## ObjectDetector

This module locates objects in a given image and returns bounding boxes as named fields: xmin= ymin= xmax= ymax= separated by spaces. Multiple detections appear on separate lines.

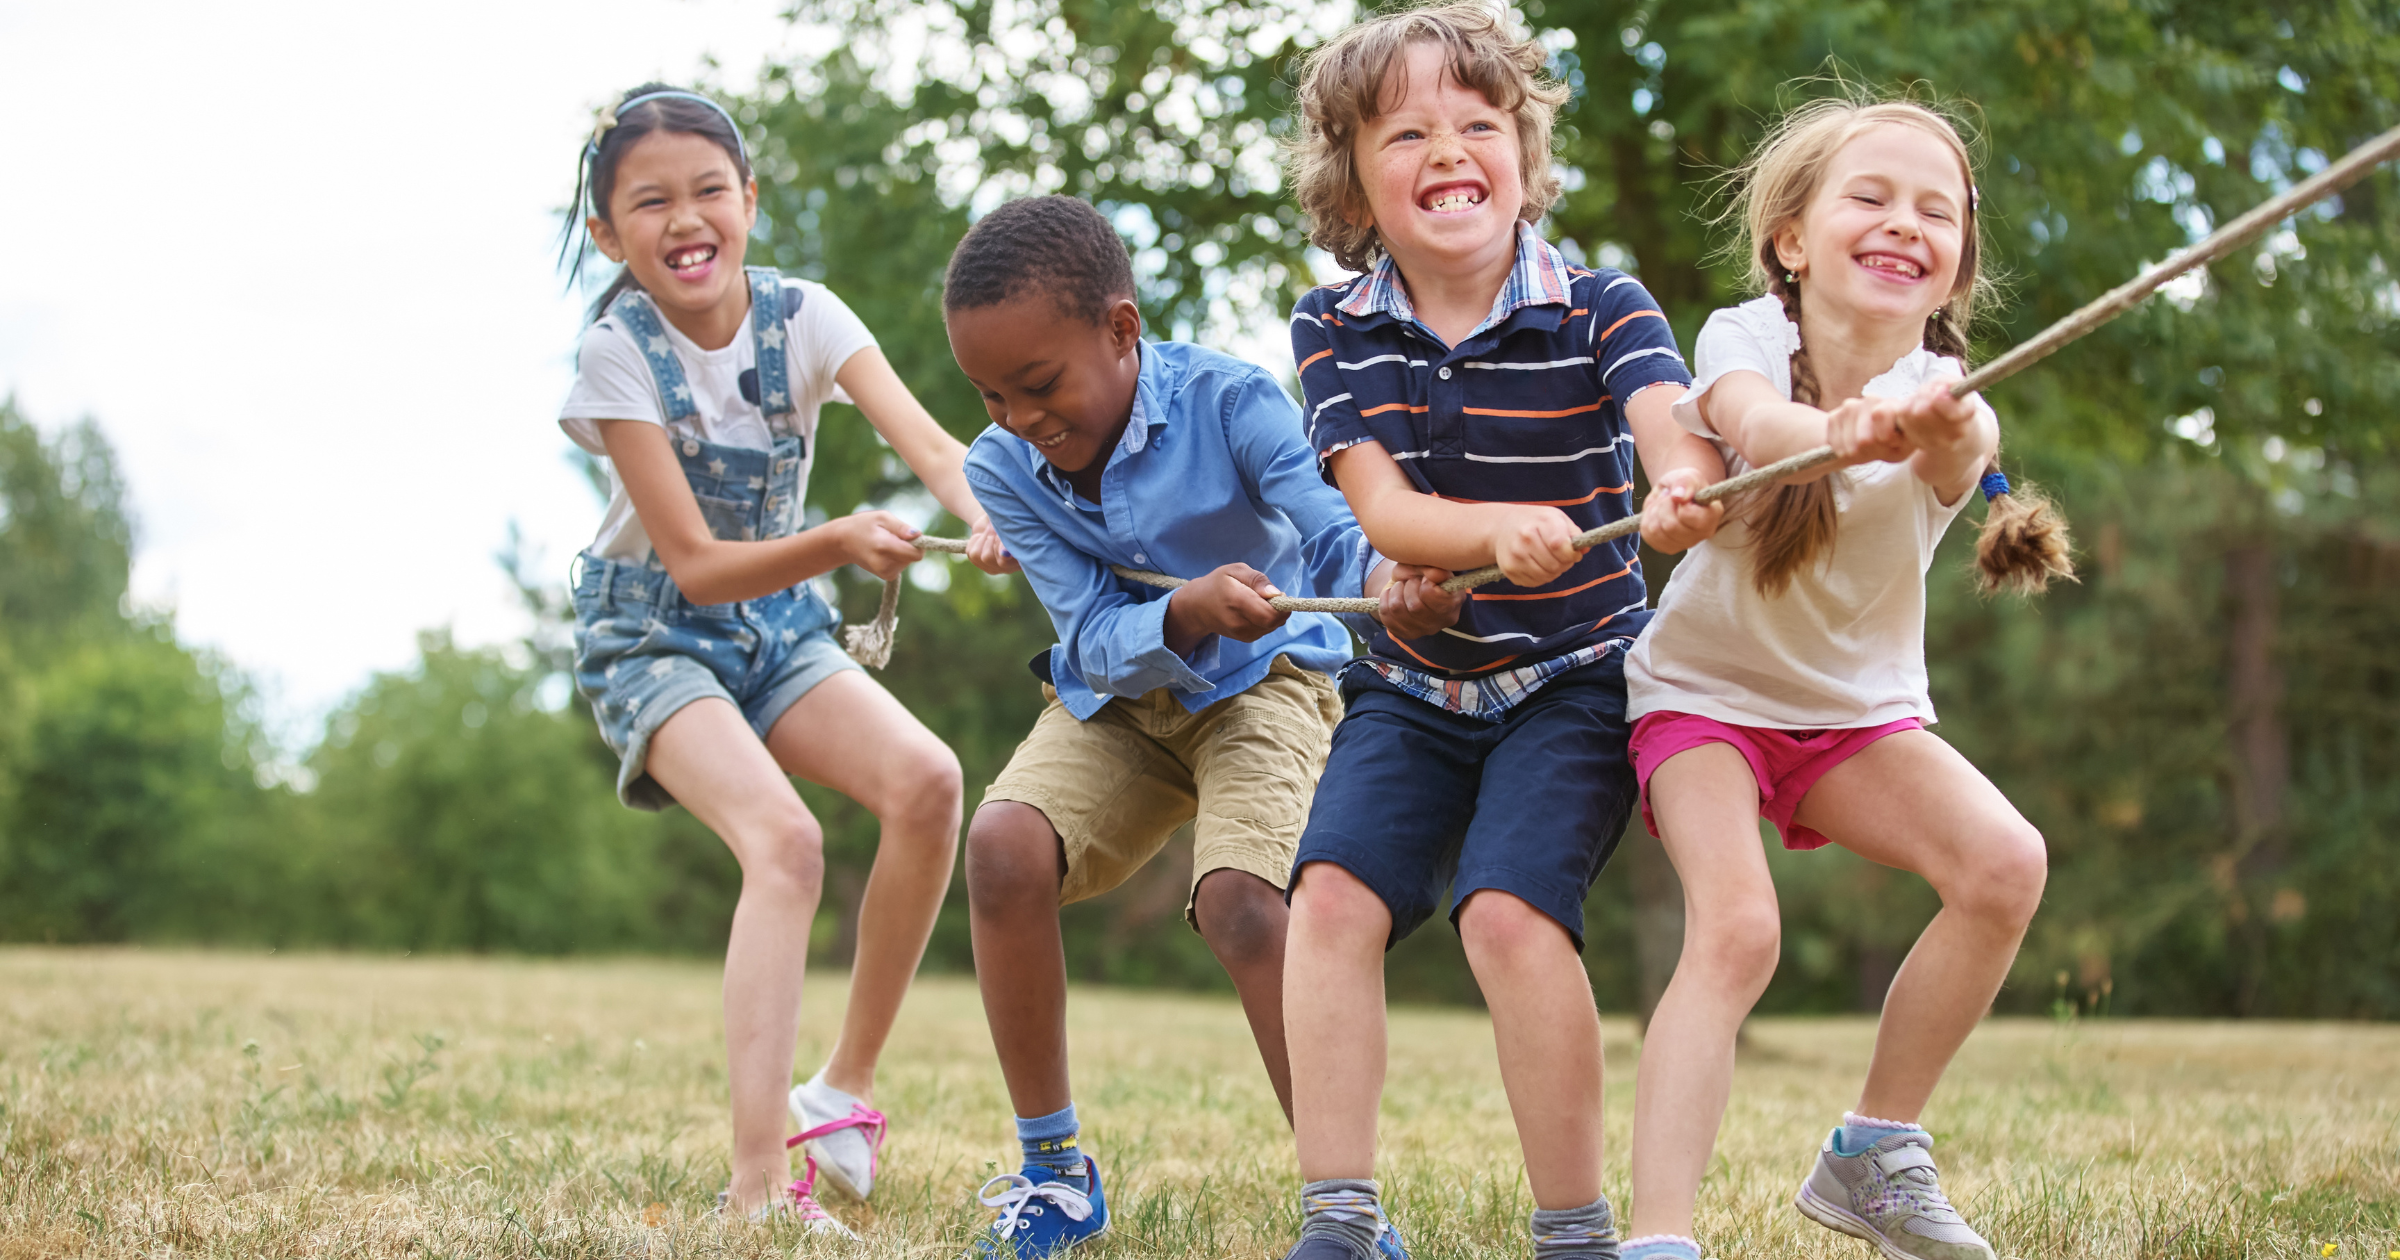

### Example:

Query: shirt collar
xmin=1335 ymin=221 xmax=1575 ymax=337
xmin=1031 ymin=343 xmax=1165 ymax=506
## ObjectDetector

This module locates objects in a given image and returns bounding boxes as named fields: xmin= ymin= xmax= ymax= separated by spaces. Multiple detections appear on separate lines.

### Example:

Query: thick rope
xmin=838 ymin=124 xmax=2400 ymax=665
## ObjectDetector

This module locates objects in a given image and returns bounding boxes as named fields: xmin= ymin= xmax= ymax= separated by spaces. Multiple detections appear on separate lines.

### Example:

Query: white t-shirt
xmin=557 ymin=277 xmax=878 ymax=561
xmin=1625 ymin=295 xmax=1987 ymax=729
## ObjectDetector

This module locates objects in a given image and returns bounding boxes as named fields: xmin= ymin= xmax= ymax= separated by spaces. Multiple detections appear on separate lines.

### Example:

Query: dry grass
xmin=1 ymin=948 xmax=2394 ymax=1259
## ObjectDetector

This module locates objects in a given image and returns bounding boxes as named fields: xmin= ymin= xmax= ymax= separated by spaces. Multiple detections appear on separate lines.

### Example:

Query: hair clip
xmin=588 ymin=103 xmax=621 ymax=154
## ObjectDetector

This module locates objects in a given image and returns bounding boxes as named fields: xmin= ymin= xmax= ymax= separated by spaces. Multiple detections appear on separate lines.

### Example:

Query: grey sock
xmin=1531 ymin=1194 xmax=1619 ymax=1260
xmin=1300 ymin=1178 xmax=1382 ymax=1254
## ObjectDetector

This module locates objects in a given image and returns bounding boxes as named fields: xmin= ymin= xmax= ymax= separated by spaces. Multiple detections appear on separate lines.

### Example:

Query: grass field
xmin=2 ymin=949 xmax=2394 ymax=1259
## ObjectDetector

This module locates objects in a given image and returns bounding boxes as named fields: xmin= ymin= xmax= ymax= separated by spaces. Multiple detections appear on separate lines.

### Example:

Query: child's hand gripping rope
xmin=837 ymin=122 xmax=2400 ymax=668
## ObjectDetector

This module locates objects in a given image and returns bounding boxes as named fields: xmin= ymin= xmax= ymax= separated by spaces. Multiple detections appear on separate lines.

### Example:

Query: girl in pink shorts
xmin=1613 ymin=98 xmax=2074 ymax=1260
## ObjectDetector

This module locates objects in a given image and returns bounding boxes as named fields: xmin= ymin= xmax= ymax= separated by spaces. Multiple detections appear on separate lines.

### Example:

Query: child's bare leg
xmin=1628 ymin=745 xmax=1781 ymax=1241
xmin=767 ymin=671 xmax=964 ymax=1100
xmin=645 ymin=698 xmax=827 ymax=1214
xmin=1285 ymin=861 xmax=1391 ymax=1180
xmin=1456 ymin=889 xmax=1605 ymax=1210
xmin=1794 ymin=730 xmax=2047 ymax=1121
xmin=965 ymin=801 xmax=1074 ymax=1117
xmin=1193 ymin=868 xmax=1295 ymax=1119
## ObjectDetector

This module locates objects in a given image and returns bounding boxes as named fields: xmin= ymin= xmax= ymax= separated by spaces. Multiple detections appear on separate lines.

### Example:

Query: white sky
xmin=0 ymin=0 xmax=835 ymax=738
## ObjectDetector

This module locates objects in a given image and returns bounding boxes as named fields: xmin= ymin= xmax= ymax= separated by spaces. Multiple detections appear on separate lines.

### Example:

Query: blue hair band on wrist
xmin=1980 ymin=470 xmax=2012 ymax=501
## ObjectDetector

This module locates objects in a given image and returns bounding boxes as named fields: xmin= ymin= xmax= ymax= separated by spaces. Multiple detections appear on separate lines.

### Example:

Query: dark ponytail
xmin=556 ymin=83 xmax=754 ymax=323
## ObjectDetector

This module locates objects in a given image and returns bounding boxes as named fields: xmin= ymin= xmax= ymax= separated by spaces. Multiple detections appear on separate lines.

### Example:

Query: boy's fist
xmin=1488 ymin=505 xmax=1583 ymax=589
xmin=965 ymin=515 xmax=1021 ymax=575
xmin=1374 ymin=562 xmax=1466 ymax=640
xmin=1167 ymin=562 xmax=1290 ymax=650
xmin=1639 ymin=467 xmax=1724 ymax=555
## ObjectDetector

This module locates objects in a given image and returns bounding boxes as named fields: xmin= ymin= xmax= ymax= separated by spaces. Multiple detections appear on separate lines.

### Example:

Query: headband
xmin=587 ymin=89 xmax=749 ymax=163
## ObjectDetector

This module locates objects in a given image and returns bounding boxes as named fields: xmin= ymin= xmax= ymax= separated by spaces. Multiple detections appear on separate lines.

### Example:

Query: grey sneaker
xmin=1794 ymin=1129 xmax=1994 ymax=1260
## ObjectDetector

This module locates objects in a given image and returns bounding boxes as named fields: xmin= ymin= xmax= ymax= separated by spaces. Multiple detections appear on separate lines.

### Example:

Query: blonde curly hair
xmin=1285 ymin=1 xmax=1568 ymax=274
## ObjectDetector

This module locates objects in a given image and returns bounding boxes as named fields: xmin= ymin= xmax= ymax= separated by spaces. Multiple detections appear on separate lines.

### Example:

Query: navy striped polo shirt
xmin=1293 ymin=223 xmax=1692 ymax=680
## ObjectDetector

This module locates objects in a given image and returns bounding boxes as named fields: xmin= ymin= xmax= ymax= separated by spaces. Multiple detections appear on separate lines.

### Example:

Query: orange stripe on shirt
xmin=1462 ymin=400 xmax=1605 ymax=419
xmin=1389 ymin=635 xmax=1450 ymax=671
xmin=1598 ymin=309 xmax=1665 ymax=341
xmin=1298 ymin=349 xmax=1333 ymax=373
xmin=1360 ymin=402 xmax=1430 ymax=417
xmin=1437 ymin=482 xmax=1632 ymax=508
xmin=1470 ymin=564 xmax=1636 ymax=602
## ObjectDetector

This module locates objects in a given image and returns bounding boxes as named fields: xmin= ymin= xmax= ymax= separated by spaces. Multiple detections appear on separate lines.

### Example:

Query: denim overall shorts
xmin=570 ymin=268 xmax=860 ymax=811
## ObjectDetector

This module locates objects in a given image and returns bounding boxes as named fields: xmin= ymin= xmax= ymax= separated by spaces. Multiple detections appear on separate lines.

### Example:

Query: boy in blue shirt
xmin=1276 ymin=7 xmax=1728 ymax=1260
xmin=944 ymin=194 xmax=1459 ymax=1257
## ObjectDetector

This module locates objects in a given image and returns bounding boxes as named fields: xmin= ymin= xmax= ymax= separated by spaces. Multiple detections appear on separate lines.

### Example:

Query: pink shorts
xmin=1628 ymin=711 xmax=1922 ymax=850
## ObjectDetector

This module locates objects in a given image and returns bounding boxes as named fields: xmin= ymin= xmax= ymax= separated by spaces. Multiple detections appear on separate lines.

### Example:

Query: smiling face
xmin=585 ymin=130 xmax=757 ymax=339
xmin=1774 ymin=122 xmax=1972 ymax=328
xmin=1350 ymin=40 xmax=1526 ymax=283
xmin=946 ymin=294 xmax=1145 ymax=485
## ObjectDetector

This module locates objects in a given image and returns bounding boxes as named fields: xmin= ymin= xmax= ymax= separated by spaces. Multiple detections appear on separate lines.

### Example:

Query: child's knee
xmin=1951 ymin=821 xmax=2048 ymax=926
xmin=1289 ymin=861 xmax=1389 ymax=942
xmin=883 ymin=740 xmax=964 ymax=835
xmin=740 ymin=804 xmax=826 ymax=897
xmin=1456 ymin=891 xmax=1572 ymax=966
xmin=1688 ymin=899 xmax=1782 ymax=992
xmin=965 ymin=802 xmax=1064 ymax=904
xmin=1193 ymin=869 xmax=1288 ymax=966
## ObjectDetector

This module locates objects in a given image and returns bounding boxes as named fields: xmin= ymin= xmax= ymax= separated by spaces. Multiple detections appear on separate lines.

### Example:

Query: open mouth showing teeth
xmin=666 ymin=245 xmax=716 ymax=274
xmin=1858 ymin=253 xmax=1924 ymax=279
xmin=1421 ymin=187 xmax=1484 ymax=214
xmin=1032 ymin=432 xmax=1070 ymax=449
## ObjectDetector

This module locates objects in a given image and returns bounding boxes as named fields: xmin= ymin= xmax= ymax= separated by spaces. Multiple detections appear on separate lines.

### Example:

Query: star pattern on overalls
xmin=765 ymin=390 xmax=788 ymax=410
xmin=646 ymin=334 xmax=672 ymax=355
xmin=757 ymin=325 xmax=785 ymax=350
xmin=708 ymin=459 xmax=728 ymax=476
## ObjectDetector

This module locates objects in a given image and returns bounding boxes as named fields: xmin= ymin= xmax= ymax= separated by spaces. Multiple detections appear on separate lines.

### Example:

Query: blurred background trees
xmin=3 ymin=0 xmax=2396 ymax=1018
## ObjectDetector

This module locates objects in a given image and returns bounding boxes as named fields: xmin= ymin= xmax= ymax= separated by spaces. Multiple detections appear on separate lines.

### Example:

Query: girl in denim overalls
xmin=556 ymin=84 xmax=1016 ymax=1232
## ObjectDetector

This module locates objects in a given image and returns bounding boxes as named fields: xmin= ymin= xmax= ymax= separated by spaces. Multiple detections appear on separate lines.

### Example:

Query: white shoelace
xmin=978 ymin=1172 xmax=1095 ymax=1238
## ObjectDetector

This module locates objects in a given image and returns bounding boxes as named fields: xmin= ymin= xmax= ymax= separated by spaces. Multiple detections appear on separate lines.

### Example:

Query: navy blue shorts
xmin=1289 ymin=651 xmax=1637 ymax=950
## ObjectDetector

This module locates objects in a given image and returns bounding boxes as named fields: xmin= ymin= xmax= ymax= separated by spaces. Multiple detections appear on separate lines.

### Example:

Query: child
xmin=1617 ymin=98 xmax=2071 ymax=1260
xmin=556 ymin=84 xmax=1017 ymax=1231
xmin=1277 ymin=7 xmax=1729 ymax=1259
xmin=943 ymin=194 xmax=1461 ymax=1258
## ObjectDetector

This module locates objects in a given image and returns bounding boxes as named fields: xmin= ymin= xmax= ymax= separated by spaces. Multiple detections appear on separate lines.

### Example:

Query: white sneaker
xmin=788 ymin=1071 xmax=887 ymax=1201
xmin=1795 ymin=1128 xmax=1994 ymax=1260
xmin=713 ymin=1157 xmax=861 ymax=1242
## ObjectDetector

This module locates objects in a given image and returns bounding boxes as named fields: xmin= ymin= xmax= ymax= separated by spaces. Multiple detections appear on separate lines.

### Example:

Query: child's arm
xmin=1897 ymin=379 xmax=2000 ymax=506
xmin=599 ymin=419 xmax=925 ymax=605
xmin=1327 ymin=442 xmax=1583 ymax=589
xmin=1623 ymin=383 xmax=1728 ymax=554
xmin=837 ymin=347 xmax=1020 ymax=575
xmin=1699 ymin=371 xmax=1912 ymax=481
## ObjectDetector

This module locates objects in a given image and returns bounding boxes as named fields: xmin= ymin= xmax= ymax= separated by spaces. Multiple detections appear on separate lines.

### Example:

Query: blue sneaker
xmin=969 ymin=1156 xmax=1108 ymax=1258
xmin=1375 ymin=1215 xmax=1412 ymax=1260
xmin=1280 ymin=1217 xmax=1408 ymax=1260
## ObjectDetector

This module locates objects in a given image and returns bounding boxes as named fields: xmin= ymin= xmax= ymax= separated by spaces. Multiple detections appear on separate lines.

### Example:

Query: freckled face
xmin=1351 ymin=40 xmax=1526 ymax=276
xmin=1776 ymin=123 xmax=1972 ymax=327
xmin=945 ymin=295 xmax=1144 ymax=478
xmin=586 ymin=130 xmax=757 ymax=331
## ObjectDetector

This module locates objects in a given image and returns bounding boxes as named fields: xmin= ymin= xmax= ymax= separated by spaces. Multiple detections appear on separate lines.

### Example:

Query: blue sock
xmin=1016 ymin=1104 xmax=1086 ymax=1188
xmin=1833 ymin=1111 xmax=1922 ymax=1156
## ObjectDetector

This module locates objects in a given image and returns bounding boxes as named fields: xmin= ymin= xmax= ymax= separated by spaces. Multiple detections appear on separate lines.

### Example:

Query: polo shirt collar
xmin=1335 ymin=221 xmax=1575 ymax=337
xmin=1030 ymin=342 xmax=1167 ymax=506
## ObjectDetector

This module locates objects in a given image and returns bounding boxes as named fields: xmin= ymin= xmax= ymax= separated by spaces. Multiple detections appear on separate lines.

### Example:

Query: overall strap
xmin=604 ymin=289 xmax=700 ymax=425
xmin=746 ymin=267 xmax=799 ymax=435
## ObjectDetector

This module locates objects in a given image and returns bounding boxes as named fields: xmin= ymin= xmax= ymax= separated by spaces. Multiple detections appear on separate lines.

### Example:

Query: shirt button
xmin=1438 ymin=366 xmax=1453 ymax=380
xmin=1134 ymin=553 xmax=1148 ymax=564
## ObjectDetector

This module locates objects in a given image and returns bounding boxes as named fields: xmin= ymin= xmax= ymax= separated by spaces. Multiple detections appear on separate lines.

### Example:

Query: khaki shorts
xmin=984 ymin=656 xmax=1343 ymax=926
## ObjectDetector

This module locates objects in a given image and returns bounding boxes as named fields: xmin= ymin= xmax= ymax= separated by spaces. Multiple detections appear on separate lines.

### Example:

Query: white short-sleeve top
xmin=1624 ymin=295 xmax=1988 ymax=729
xmin=557 ymin=276 xmax=878 ymax=562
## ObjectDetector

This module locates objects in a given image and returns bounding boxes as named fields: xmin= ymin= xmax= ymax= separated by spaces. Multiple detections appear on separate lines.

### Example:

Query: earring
xmin=1783 ymin=270 xmax=1797 ymax=284
xmin=1930 ymin=307 xmax=1945 ymax=321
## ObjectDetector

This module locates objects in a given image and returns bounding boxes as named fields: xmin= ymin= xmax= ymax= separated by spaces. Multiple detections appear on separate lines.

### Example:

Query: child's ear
xmin=1771 ymin=223 xmax=1806 ymax=281
xmin=1105 ymin=298 xmax=1144 ymax=356
xmin=742 ymin=177 xmax=759 ymax=232
xmin=587 ymin=216 xmax=627 ymax=264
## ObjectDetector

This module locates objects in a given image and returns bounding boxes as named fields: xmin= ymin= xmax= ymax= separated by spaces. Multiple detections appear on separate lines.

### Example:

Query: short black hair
xmin=942 ymin=195 xmax=1136 ymax=325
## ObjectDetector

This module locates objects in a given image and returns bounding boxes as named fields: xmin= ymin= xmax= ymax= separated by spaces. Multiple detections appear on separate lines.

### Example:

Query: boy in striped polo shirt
xmin=1275 ymin=7 xmax=1728 ymax=1260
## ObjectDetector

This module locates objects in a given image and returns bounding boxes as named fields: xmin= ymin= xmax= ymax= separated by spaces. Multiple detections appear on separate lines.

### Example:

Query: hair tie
xmin=1980 ymin=470 xmax=2012 ymax=501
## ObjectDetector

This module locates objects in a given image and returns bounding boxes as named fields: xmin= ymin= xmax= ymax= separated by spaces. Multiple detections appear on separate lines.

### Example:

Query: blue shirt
xmin=966 ymin=340 xmax=1377 ymax=720
xmin=1293 ymin=222 xmax=1692 ymax=710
